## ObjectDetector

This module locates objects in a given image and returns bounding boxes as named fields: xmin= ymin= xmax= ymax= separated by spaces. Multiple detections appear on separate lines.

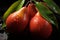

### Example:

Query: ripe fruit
xmin=27 ymin=3 xmax=37 ymax=20
xmin=6 ymin=7 xmax=29 ymax=33
xmin=30 ymin=12 xmax=52 ymax=38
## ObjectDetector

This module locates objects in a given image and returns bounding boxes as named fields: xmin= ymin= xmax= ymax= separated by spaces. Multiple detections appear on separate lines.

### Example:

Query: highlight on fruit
xmin=2 ymin=0 xmax=59 ymax=39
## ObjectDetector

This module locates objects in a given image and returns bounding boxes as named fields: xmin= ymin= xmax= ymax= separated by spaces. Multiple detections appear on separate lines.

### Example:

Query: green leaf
xmin=2 ymin=0 xmax=25 ymax=29
xmin=2 ymin=22 xmax=6 ymax=29
xmin=2 ymin=0 xmax=24 ymax=29
xmin=16 ymin=0 xmax=25 ymax=10
xmin=43 ymin=0 xmax=60 ymax=15
xmin=2 ymin=1 xmax=21 ymax=21
xmin=34 ymin=1 xmax=58 ymax=28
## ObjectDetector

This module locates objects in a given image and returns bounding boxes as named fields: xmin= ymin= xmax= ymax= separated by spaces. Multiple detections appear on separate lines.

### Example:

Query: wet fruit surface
xmin=0 ymin=0 xmax=60 ymax=40
xmin=6 ymin=7 xmax=29 ymax=33
xmin=30 ymin=12 xmax=52 ymax=38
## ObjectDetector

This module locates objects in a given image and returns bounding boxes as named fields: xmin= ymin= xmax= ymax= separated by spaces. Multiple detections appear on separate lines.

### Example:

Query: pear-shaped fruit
xmin=27 ymin=3 xmax=37 ymax=20
xmin=30 ymin=12 xmax=52 ymax=38
xmin=6 ymin=7 xmax=29 ymax=33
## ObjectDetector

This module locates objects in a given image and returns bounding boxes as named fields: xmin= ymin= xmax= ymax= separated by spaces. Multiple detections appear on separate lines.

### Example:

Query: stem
xmin=25 ymin=0 xmax=35 ymax=7
xmin=25 ymin=1 xmax=30 ymax=7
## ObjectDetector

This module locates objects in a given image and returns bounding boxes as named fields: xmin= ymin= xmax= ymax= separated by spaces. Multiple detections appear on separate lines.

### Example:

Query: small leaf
xmin=2 ymin=22 xmax=6 ymax=29
xmin=43 ymin=0 xmax=60 ymax=15
xmin=34 ymin=1 xmax=58 ymax=28
xmin=2 ymin=0 xmax=24 ymax=29
xmin=16 ymin=0 xmax=25 ymax=10
xmin=2 ymin=1 xmax=21 ymax=21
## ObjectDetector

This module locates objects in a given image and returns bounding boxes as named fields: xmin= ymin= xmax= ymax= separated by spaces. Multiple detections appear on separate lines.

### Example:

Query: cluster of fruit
xmin=2 ymin=0 xmax=60 ymax=39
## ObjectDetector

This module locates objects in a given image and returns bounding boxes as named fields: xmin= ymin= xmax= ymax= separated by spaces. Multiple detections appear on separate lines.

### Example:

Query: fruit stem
xmin=25 ymin=1 xmax=30 ymax=7
xmin=25 ymin=0 xmax=34 ymax=7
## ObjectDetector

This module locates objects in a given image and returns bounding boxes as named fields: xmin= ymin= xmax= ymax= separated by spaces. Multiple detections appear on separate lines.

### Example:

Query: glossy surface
xmin=30 ymin=12 xmax=52 ymax=38
xmin=6 ymin=7 xmax=29 ymax=33
xmin=27 ymin=3 xmax=37 ymax=20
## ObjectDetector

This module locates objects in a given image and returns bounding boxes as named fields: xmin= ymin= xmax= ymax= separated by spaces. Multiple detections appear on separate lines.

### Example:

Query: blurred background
xmin=0 ymin=0 xmax=60 ymax=40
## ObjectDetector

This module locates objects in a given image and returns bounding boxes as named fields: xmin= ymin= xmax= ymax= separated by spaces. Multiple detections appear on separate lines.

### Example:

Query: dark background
xmin=0 ymin=0 xmax=60 ymax=17
xmin=0 ymin=0 xmax=60 ymax=40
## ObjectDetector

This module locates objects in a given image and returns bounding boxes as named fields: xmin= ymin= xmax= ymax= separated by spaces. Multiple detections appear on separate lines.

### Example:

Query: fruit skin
xmin=27 ymin=3 xmax=37 ymax=20
xmin=30 ymin=12 xmax=52 ymax=38
xmin=6 ymin=7 xmax=29 ymax=33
